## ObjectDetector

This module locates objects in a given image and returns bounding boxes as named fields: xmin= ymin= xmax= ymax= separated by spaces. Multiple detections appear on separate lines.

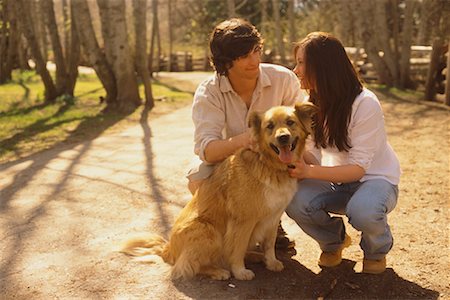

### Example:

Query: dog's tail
xmin=120 ymin=235 xmax=173 ymax=264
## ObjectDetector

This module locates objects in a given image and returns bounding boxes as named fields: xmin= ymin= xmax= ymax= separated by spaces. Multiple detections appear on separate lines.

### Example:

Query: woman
xmin=286 ymin=32 xmax=400 ymax=274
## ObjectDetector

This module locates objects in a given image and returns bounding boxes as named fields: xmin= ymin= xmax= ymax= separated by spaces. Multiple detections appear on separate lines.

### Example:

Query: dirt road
xmin=0 ymin=73 xmax=449 ymax=299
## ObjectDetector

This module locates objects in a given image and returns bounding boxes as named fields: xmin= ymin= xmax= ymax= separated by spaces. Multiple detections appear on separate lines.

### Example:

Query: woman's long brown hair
xmin=295 ymin=32 xmax=363 ymax=151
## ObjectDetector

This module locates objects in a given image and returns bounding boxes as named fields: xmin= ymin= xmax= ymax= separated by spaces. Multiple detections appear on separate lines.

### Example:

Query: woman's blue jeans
xmin=286 ymin=178 xmax=398 ymax=260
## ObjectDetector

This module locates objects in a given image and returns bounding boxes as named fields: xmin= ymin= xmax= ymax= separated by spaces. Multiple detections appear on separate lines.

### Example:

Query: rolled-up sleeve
xmin=348 ymin=97 xmax=384 ymax=171
xmin=192 ymin=84 xmax=225 ymax=162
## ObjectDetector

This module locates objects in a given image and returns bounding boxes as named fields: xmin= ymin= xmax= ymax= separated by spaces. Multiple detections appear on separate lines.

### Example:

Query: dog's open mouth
xmin=270 ymin=137 xmax=298 ymax=164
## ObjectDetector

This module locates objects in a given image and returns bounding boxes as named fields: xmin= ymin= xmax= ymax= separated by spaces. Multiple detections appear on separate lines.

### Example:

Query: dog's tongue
xmin=278 ymin=146 xmax=293 ymax=164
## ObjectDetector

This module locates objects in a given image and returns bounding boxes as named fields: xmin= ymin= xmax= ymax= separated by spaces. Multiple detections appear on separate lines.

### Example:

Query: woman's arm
xmin=288 ymin=159 xmax=365 ymax=183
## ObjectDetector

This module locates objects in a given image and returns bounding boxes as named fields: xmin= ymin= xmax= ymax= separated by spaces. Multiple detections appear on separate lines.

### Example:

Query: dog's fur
xmin=121 ymin=103 xmax=317 ymax=280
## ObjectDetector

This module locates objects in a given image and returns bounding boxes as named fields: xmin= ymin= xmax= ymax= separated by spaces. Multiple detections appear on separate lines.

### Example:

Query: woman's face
xmin=293 ymin=47 xmax=311 ymax=90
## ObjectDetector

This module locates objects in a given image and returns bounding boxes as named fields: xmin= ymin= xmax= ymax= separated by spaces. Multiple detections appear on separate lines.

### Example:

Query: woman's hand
xmin=288 ymin=158 xmax=311 ymax=179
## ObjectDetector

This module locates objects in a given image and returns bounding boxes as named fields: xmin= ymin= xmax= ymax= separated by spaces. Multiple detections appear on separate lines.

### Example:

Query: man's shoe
xmin=276 ymin=222 xmax=295 ymax=249
xmin=318 ymin=234 xmax=352 ymax=267
xmin=362 ymin=257 xmax=386 ymax=274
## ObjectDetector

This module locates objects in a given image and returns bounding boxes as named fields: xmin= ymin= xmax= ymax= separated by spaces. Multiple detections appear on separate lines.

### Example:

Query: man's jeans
xmin=286 ymin=178 xmax=398 ymax=260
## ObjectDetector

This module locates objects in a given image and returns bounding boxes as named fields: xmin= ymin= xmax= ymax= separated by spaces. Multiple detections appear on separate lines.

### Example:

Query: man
xmin=187 ymin=18 xmax=303 ymax=248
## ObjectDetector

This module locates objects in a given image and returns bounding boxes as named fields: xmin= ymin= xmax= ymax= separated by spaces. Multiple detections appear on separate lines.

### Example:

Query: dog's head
xmin=249 ymin=102 xmax=317 ymax=167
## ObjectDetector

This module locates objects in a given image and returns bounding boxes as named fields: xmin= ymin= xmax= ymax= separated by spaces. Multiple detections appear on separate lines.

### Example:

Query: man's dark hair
xmin=209 ymin=18 xmax=262 ymax=76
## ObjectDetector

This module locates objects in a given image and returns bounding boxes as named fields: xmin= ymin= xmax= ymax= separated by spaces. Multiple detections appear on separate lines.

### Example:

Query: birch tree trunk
xmin=374 ymin=0 xmax=398 ymax=86
xmin=71 ymin=0 xmax=117 ymax=105
xmin=15 ymin=0 xmax=57 ymax=102
xmin=271 ymin=0 xmax=286 ymax=65
xmin=167 ymin=0 xmax=173 ymax=71
xmin=149 ymin=0 xmax=161 ymax=73
xmin=97 ymin=0 xmax=141 ymax=113
xmin=133 ymin=0 xmax=154 ymax=109
xmin=41 ymin=0 xmax=68 ymax=95
xmin=399 ymin=0 xmax=416 ymax=89
xmin=0 ymin=0 xmax=17 ymax=83
xmin=227 ymin=0 xmax=235 ymax=17
xmin=445 ymin=43 xmax=450 ymax=106
xmin=260 ymin=0 xmax=268 ymax=38
xmin=287 ymin=0 xmax=296 ymax=45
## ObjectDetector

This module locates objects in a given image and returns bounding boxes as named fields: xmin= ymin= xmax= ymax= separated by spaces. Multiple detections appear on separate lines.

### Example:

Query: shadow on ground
xmin=174 ymin=249 xmax=439 ymax=299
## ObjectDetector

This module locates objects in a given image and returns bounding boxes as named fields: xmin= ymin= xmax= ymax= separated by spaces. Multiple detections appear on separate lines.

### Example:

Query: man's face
xmin=228 ymin=44 xmax=262 ymax=80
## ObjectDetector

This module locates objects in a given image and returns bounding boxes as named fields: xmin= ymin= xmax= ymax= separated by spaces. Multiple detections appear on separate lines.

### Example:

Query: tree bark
xmin=97 ymin=0 xmax=141 ymax=113
xmin=133 ymin=0 xmax=154 ymax=109
xmin=167 ymin=0 xmax=173 ymax=71
xmin=374 ymin=0 xmax=398 ymax=86
xmin=260 ymin=0 xmax=268 ymax=38
xmin=41 ymin=0 xmax=68 ymax=95
xmin=445 ymin=43 xmax=450 ymax=106
xmin=287 ymin=0 xmax=296 ymax=45
xmin=357 ymin=0 xmax=392 ymax=84
xmin=399 ymin=0 xmax=416 ymax=89
xmin=15 ymin=0 xmax=57 ymax=102
xmin=227 ymin=0 xmax=235 ymax=17
xmin=0 ymin=0 xmax=17 ymax=83
xmin=271 ymin=0 xmax=286 ymax=65
xmin=71 ymin=0 xmax=117 ymax=104
xmin=148 ymin=0 xmax=161 ymax=73
xmin=424 ymin=38 xmax=444 ymax=101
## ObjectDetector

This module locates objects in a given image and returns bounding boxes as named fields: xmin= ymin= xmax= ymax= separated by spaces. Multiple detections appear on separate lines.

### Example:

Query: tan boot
xmin=318 ymin=234 xmax=352 ymax=267
xmin=362 ymin=257 xmax=386 ymax=274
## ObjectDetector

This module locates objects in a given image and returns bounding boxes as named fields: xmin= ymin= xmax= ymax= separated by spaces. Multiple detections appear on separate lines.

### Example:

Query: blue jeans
xmin=286 ymin=179 xmax=398 ymax=260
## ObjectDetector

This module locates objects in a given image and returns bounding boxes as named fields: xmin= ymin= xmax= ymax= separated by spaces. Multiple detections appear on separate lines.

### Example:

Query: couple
xmin=186 ymin=18 xmax=400 ymax=275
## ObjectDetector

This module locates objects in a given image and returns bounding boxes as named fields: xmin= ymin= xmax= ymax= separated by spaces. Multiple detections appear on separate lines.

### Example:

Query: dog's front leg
xmin=224 ymin=221 xmax=256 ymax=280
xmin=261 ymin=221 xmax=284 ymax=272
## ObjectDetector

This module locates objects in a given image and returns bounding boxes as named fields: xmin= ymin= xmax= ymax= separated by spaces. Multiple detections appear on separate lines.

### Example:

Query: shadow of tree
xmin=0 ymin=105 xmax=135 ymax=294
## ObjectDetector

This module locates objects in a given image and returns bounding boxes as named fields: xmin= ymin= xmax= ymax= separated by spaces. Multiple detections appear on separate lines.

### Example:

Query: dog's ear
xmin=295 ymin=102 xmax=318 ymax=134
xmin=248 ymin=111 xmax=262 ymax=135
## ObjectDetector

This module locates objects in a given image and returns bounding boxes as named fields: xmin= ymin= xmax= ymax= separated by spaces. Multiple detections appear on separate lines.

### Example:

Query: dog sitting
xmin=121 ymin=102 xmax=317 ymax=280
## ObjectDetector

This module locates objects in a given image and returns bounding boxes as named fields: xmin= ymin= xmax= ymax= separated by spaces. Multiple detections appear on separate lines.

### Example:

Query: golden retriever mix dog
xmin=121 ymin=102 xmax=317 ymax=281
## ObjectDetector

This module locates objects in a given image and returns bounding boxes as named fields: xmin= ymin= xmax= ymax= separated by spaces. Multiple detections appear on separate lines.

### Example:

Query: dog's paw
xmin=266 ymin=259 xmax=284 ymax=272
xmin=210 ymin=269 xmax=231 ymax=280
xmin=233 ymin=268 xmax=255 ymax=280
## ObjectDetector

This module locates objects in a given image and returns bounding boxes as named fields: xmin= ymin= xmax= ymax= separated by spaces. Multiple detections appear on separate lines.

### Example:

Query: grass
xmin=0 ymin=70 xmax=193 ymax=163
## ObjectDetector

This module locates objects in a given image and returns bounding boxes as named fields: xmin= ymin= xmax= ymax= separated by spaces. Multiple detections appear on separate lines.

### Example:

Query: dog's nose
xmin=277 ymin=134 xmax=290 ymax=145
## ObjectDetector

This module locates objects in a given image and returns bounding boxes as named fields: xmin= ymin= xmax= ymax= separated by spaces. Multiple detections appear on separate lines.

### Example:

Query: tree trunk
xmin=399 ymin=0 xmax=416 ymax=89
xmin=417 ymin=0 xmax=441 ymax=45
xmin=445 ymin=43 xmax=450 ymax=106
xmin=167 ymin=0 xmax=173 ymax=71
xmin=71 ymin=0 xmax=117 ymax=104
xmin=227 ymin=0 xmax=235 ymax=17
xmin=148 ymin=0 xmax=161 ymax=73
xmin=357 ymin=0 xmax=392 ymax=84
xmin=0 ymin=0 xmax=17 ymax=83
xmin=287 ymin=0 xmax=296 ymax=45
xmin=133 ymin=0 xmax=154 ymax=109
xmin=97 ymin=0 xmax=141 ymax=113
xmin=41 ymin=0 xmax=68 ymax=95
xmin=66 ymin=4 xmax=80 ymax=95
xmin=271 ymin=0 xmax=286 ymax=65
xmin=15 ymin=0 xmax=57 ymax=102
xmin=260 ymin=0 xmax=268 ymax=38
xmin=424 ymin=38 xmax=444 ymax=101
xmin=374 ymin=0 xmax=398 ymax=86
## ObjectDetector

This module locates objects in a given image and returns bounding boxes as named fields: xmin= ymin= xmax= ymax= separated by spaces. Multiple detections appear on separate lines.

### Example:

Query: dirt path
xmin=0 ymin=73 xmax=449 ymax=299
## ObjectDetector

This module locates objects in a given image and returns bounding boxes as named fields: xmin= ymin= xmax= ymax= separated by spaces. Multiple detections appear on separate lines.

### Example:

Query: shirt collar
xmin=218 ymin=64 xmax=272 ymax=93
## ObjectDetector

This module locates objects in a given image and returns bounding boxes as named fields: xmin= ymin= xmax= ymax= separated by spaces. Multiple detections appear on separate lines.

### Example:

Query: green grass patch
xmin=0 ymin=70 xmax=193 ymax=163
